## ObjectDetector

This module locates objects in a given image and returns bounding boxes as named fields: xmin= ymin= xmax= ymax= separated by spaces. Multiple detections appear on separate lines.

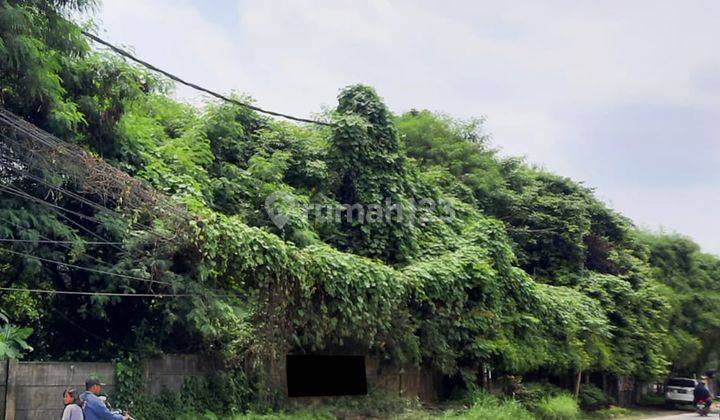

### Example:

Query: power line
xmin=0 ymin=108 xmax=191 ymax=224
xmin=0 ymin=216 xmax=155 ymax=285
xmin=0 ymin=238 xmax=121 ymax=245
xmin=49 ymin=306 xmax=146 ymax=354
xmin=0 ymin=176 xmax=140 ymax=250
xmin=0 ymin=248 xmax=172 ymax=286
xmin=50 ymin=207 xmax=126 ymax=252
xmin=0 ymin=217 xmax=122 ymax=269
xmin=0 ymin=231 xmax=243 ymax=299
xmin=0 ymin=150 xmax=174 ymax=242
xmin=0 ymin=187 xmax=242 ymax=299
xmin=0 ymin=112 xmax=83 ymax=158
xmin=0 ymin=183 xmax=100 ymax=224
xmin=0 ymin=184 xmax=126 ymax=252
xmin=0 ymin=115 xmax=242 ymax=301
xmin=81 ymin=30 xmax=334 ymax=127
xmin=0 ymin=286 xmax=192 ymax=298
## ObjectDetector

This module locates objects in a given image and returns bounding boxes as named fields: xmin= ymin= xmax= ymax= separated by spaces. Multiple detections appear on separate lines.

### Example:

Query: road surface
xmin=647 ymin=412 xmax=717 ymax=419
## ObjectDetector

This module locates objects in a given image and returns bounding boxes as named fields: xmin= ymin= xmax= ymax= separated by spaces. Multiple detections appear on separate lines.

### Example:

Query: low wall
xmin=3 ymin=354 xmax=214 ymax=420
xmin=365 ymin=358 xmax=440 ymax=402
xmin=7 ymin=360 xmax=115 ymax=420
xmin=3 ymin=354 xmax=440 ymax=420
xmin=144 ymin=354 xmax=215 ymax=395
xmin=266 ymin=355 xmax=440 ymax=402
xmin=0 ymin=361 xmax=7 ymax=419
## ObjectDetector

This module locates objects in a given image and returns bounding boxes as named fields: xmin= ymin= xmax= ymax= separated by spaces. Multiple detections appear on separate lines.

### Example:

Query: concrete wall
xmin=365 ymin=358 xmax=440 ymax=402
xmin=0 ymin=360 xmax=7 ymax=420
xmin=3 ymin=354 xmax=440 ymax=420
xmin=2 ymin=355 xmax=213 ymax=420
xmin=144 ymin=354 xmax=216 ymax=395
xmin=8 ymin=360 xmax=115 ymax=420
xmin=266 ymin=355 xmax=440 ymax=403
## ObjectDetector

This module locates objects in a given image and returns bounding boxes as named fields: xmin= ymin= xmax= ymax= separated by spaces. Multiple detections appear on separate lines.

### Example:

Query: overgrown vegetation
xmin=1 ymin=1 xmax=719 ymax=419
xmin=534 ymin=394 xmax=580 ymax=420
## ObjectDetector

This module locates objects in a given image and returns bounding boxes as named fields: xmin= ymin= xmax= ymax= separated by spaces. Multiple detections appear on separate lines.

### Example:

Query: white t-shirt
xmin=62 ymin=403 xmax=84 ymax=420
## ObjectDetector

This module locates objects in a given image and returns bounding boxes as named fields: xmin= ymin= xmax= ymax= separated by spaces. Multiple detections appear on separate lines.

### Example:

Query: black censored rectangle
xmin=286 ymin=354 xmax=368 ymax=397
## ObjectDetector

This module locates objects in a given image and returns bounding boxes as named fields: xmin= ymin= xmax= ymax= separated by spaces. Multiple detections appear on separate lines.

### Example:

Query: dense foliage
xmin=1 ymin=1 xmax=720 ymax=414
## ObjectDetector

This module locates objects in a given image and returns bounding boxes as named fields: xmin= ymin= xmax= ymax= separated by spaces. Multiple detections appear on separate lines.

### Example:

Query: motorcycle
xmin=99 ymin=395 xmax=136 ymax=420
xmin=696 ymin=398 xmax=711 ymax=416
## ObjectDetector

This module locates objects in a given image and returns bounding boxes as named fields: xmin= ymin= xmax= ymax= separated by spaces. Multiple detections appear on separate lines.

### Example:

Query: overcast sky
xmin=93 ymin=0 xmax=720 ymax=255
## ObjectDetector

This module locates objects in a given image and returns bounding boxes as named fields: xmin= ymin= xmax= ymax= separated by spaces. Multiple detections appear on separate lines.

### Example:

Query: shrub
xmin=177 ymin=391 xmax=417 ymax=419
xmin=128 ymin=370 xmax=252 ymax=420
xmin=179 ymin=410 xmax=334 ymax=419
xmin=535 ymin=394 xmax=580 ymax=420
xmin=578 ymin=384 xmax=609 ymax=411
xmin=589 ymin=407 xmax=631 ymax=418
xmin=441 ymin=391 xmax=534 ymax=420
xmin=516 ymin=382 xmax=564 ymax=411
xmin=637 ymin=393 xmax=665 ymax=407
xmin=318 ymin=388 xmax=420 ymax=418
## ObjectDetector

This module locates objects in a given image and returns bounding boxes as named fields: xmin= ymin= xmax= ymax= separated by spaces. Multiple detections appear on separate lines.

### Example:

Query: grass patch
xmin=176 ymin=389 xmax=420 ymax=420
xmin=578 ymin=384 xmax=610 ymax=411
xmin=587 ymin=407 xmax=632 ymax=418
xmin=637 ymin=393 xmax=665 ymax=408
xmin=177 ymin=411 xmax=334 ymax=420
xmin=438 ymin=392 xmax=534 ymax=420
xmin=534 ymin=394 xmax=580 ymax=420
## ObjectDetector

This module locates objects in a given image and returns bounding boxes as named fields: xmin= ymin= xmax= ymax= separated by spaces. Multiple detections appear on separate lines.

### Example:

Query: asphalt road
xmin=648 ymin=412 xmax=717 ymax=419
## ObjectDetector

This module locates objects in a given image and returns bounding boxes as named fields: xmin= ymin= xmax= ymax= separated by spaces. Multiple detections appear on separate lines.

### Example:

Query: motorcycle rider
xmin=79 ymin=378 xmax=129 ymax=420
xmin=693 ymin=377 xmax=712 ymax=412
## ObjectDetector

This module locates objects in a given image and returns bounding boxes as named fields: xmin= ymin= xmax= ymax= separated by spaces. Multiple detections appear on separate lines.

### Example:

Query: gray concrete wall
xmin=3 ymin=355 xmax=212 ymax=420
xmin=10 ymin=361 xmax=114 ymax=420
xmin=0 ymin=360 xmax=7 ymax=420
xmin=144 ymin=354 xmax=216 ymax=395
xmin=3 ymin=354 xmax=437 ymax=420
xmin=365 ymin=358 xmax=440 ymax=402
xmin=266 ymin=355 xmax=439 ymax=403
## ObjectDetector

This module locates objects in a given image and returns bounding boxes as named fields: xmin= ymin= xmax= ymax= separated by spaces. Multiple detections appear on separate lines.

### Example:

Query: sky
xmin=93 ymin=0 xmax=720 ymax=255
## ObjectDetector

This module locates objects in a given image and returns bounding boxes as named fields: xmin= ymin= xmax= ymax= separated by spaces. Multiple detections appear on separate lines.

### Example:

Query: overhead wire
xmin=80 ymin=30 xmax=334 ymax=127
xmin=0 ymin=185 xmax=126 ymax=252
xmin=48 ymin=306 xmax=147 ymax=354
xmin=0 ymin=111 xmax=242 ymax=302
xmin=0 ymin=109 xmax=192 ymax=227
xmin=0 ymin=238 xmax=120 ymax=245
xmin=0 ymin=286 xmax=192 ymax=298
xmin=0 ymin=247 xmax=172 ymax=286
xmin=0 ymin=183 xmax=101 ymax=224
xmin=0 ymin=178 xmax=241 ymax=297
xmin=0 ymin=210 xmax=241 ymax=300
xmin=0 ymin=219 xmax=240 ymax=300
xmin=0 ymin=148 xmax=175 ymax=242
xmin=0 ymin=165 xmax=167 ymax=251
xmin=0 ymin=217 xmax=125 ymax=269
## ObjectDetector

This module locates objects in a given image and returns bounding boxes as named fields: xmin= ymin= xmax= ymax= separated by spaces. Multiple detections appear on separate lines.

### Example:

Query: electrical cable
xmin=0 ymin=184 xmax=126 ymax=251
xmin=0 ymin=238 xmax=120 ymax=245
xmin=0 ymin=286 xmax=192 ymax=298
xmin=80 ymin=30 xmax=334 ymax=127
xmin=0 ymin=109 xmax=190 ymax=227
xmin=0 ymin=217 xmax=125 ymax=269
xmin=0 ymin=247 xmax=172 ymax=286
xmin=0 ymin=151 xmax=174 ymax=242
xmin=49 ymin=306 xmax=147 ymax=354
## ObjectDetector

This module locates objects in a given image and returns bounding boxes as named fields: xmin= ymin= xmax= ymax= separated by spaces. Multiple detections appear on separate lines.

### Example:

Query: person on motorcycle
xmin=79 ymin=378 xmax=129 ymax=420
xmin=61 ymin=388 xmax=84 ymax=420
xmin=694 ymin=377 xmax=712 ymax=411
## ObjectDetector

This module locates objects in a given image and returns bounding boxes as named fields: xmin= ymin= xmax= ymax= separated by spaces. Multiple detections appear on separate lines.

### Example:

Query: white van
xmin=665 ymin=377 xmax=698 ymax=406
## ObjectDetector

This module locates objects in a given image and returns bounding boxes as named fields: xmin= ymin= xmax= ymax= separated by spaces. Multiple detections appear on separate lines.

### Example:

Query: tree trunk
xmin=574 ymin=370 xmax=582 ymax=397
